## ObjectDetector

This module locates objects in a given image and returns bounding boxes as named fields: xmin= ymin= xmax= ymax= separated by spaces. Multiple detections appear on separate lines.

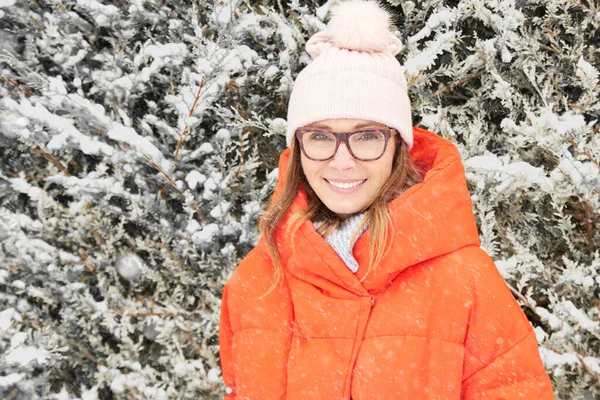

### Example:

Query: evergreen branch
xmin=183 ymin=330 xmax=218 ymax=367
xmin=91 ymin=125 xmax=208 ymax=224
xmin=30 ymin=147 xmax=70 ymax=176
xmin=142 ymin=153 xmax=209 ymax=223
xmin=566 ymin=139 xmax=600 ymax=170
xmin=545 ymin=343 xmax=600 ymax=384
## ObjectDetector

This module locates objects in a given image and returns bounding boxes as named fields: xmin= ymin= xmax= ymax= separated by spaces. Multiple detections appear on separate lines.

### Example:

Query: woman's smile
xmin=324 ymin=178 xmax=367 ymax=190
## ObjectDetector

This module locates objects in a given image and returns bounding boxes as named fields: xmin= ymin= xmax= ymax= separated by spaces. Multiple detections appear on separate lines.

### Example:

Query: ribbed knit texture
xmin=314 ymin=212 xmax=369 ymax=273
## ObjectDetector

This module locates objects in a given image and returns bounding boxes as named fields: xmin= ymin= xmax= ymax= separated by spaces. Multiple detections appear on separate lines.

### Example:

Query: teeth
xmin=327 ymin=179 xmax=365 ymax=189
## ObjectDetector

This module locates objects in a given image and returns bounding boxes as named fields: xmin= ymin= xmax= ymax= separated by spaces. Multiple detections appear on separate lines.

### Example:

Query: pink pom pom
xmin=328 ymin=0 xmax=402 ymax=54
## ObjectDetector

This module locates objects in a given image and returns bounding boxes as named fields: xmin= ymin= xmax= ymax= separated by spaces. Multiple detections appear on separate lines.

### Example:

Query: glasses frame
xmin=295 ymin=127 xmax=397 ymax=161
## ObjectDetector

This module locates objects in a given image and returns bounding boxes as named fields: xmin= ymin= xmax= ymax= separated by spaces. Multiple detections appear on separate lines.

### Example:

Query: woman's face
xmin=299 ymin=118 xmax=397 ymax=218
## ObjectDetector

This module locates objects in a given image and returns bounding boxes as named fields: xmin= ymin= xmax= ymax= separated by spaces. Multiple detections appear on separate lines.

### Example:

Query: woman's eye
xmin=309 ymin=132 xmax=333 ymax=141
xmin=356 ymin=131 xmax=381 ymax=141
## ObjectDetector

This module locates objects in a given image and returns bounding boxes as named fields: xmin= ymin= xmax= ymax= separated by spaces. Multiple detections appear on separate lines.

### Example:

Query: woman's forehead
xmin=306 ymin=119 xmax=386 ymax=130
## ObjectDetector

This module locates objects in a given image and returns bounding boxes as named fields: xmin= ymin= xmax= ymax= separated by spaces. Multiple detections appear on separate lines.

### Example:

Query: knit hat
xmin=286 ymin=0 xmax=413 ymax=150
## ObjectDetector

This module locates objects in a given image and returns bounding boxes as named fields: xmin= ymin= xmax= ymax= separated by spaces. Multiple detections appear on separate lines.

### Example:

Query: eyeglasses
xmin=295 ymin=127 xmax=397 ymax=161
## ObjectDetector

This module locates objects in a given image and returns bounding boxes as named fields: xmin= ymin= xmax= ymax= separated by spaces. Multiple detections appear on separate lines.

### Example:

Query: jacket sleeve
xmin=219 ymin=281 xmax=236 ymax=399
xmin=460 ymin=248 xmax=554 ymax=399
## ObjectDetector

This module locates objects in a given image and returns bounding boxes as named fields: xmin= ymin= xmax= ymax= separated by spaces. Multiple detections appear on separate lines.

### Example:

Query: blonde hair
xmin=257 ymin=135 xmax=424 ymax=296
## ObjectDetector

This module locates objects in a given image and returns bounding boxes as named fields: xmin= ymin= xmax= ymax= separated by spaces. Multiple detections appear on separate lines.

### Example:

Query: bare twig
xmin=432 ymin=71 xmax=483 ymax=97
xmin=30 ymin=148 xmax=70 ymax=176
xmin=64 ymin=337 xmax=99 ymax=363
xmin=79 ymin=249 xmax=98 ymax=277
xmin=1 ymin=73 xmax=37 ymax=96
xmin=506 ymin=282 xmax=538 ymax=315
xmin=174 ymin=75 xmax=205 ymax=166
xmin=6 ymin=388 xmax=18 ymax=400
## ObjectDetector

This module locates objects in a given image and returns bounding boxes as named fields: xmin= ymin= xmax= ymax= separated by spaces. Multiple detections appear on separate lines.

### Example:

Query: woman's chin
xmin=324 ymin=201 xmax=368 ymax=218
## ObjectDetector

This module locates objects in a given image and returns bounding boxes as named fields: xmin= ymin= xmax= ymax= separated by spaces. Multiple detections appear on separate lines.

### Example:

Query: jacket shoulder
xmin=225 ymin=239 xmax=278 ymax=296
xmin=222 ymin=238 xmax=293 ymax=333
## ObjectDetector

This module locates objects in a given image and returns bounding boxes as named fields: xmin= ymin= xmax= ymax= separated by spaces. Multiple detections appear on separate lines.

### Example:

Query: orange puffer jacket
xmin=219 ymin=127 xmax=554 ymax=399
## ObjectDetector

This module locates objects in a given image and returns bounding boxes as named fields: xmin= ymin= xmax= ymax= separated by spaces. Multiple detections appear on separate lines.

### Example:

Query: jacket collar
xmin=270 ymin=127 xmax=480 ymax=296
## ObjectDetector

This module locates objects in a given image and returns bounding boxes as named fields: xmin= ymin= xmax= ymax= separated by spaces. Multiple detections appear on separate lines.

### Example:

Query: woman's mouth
xmin=324 ymin=179 xmax=367 ymax=190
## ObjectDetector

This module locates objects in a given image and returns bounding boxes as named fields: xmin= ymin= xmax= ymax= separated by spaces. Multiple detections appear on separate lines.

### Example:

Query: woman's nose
xmin=329 ymin=142 xmax=356 ymax=170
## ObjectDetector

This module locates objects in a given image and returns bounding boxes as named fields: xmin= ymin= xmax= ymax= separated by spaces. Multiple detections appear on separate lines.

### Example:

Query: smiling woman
xmin=219 ymin=1 xmax=554 ymax=399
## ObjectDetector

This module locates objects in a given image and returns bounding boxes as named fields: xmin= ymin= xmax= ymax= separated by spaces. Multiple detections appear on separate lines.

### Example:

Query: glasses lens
xmin=301 ymin=131 xmax=337 ymax=160
xmin=349 ymin=130 xmax=387 ymax=160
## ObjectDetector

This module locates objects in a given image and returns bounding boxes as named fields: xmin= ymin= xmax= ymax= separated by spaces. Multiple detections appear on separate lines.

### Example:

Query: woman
xmin=219 ymin=1 xmax=554 ymax=399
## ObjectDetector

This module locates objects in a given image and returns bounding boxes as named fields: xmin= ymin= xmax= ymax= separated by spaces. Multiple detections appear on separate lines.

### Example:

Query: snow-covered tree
xmin=0 ymin=0 xmax=598 ymax=398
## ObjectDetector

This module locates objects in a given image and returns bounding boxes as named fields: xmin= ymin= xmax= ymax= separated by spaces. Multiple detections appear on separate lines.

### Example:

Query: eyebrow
xmin=310 ymin=121 xmax=383 ymax=129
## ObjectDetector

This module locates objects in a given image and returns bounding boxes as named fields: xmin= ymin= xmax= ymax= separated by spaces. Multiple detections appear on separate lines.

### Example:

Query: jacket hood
xmin=270 ymin=127 xmax=480 ymax=296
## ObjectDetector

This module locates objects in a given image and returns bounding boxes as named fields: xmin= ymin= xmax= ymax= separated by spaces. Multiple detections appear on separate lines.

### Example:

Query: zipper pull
xmin=371 ymin=295 xmax=376 ymax=307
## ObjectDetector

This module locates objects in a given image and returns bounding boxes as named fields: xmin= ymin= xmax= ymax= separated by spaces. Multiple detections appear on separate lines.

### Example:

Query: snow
xmin=561 ymin=300 xmax=598 ymax=332
xmin=404 ymin=31 xmax=457 ymax=76
xmin=264 ymin=65 xmax=280 ymax=79
xmin=576 ymin=56 xmax=599 ymax=87
xmin=0 ymin=373 xmax=25 ymax=387
xmin=210 ymin=202 xmax=232 ymax=219
xmin=551 ymin=158 xmax=599 ymax=187
xmin=77 ymin=0 xmax=118 ymax=27
xmin=207 ymin=367 xmax=221 ymax=382
xmin=185 ymin=170 xmax=207 ymax=190
xmin=11 ymin=331 xmax=27 ymax=348
xmin=533 ymin=326 xmax=546 ymax=343
xmin=501 ymin=46 xmax=512 ymax=62
xmin=59 ymin=251 xmax=80 ymax=262
xmin=192 ymin=223 xmax=220 ymax=245
xmin=273 ymin=12 xmax=298 ymax=53
xmin=494 ymin=257 xmax=517 ymax=278
xmin=48 ymin=76 xmax=68 ymax=95
xmin=10 ymin=177 xmax=45 ymax=202
xmin=198 ymin=142 xmax=214 ymax=155
xmin=215 ymin=128 xmax=231 ymax=142
xmin=316 ymin=3 xmax=330 ymax=20
xmin=5 ymin=345 xmax=50 ymax=366
xmin=409 ymin=9 xmax=457 ymax=43
xmin=212 ymin=1 xmax=234 ymax=26
xmin=46 ymin=174 xmax=125 ymax=196
xmin=540 ymin=347 xmax=578 ymax=369
xmin=269 ymin=118 xmax=287 ymax=137
xmin=464 ymin=153 xmax=554 ymax=194
xmin=108 ymin=122 xmax=170 ymax=171
xmin=0 ymin=308 xmax=22 ymax=331
xmin=3 ymin=98 xmax=115 ymax=156
xmin=115 ymin=253 xmax=145 ymax=281
xmin=536 ymin=307 xmax=563 ymax=330
xmin=186 ymin=219 xmax=201 ymax=234
xmin=502 ymin=108 xmax=588 ymax=147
